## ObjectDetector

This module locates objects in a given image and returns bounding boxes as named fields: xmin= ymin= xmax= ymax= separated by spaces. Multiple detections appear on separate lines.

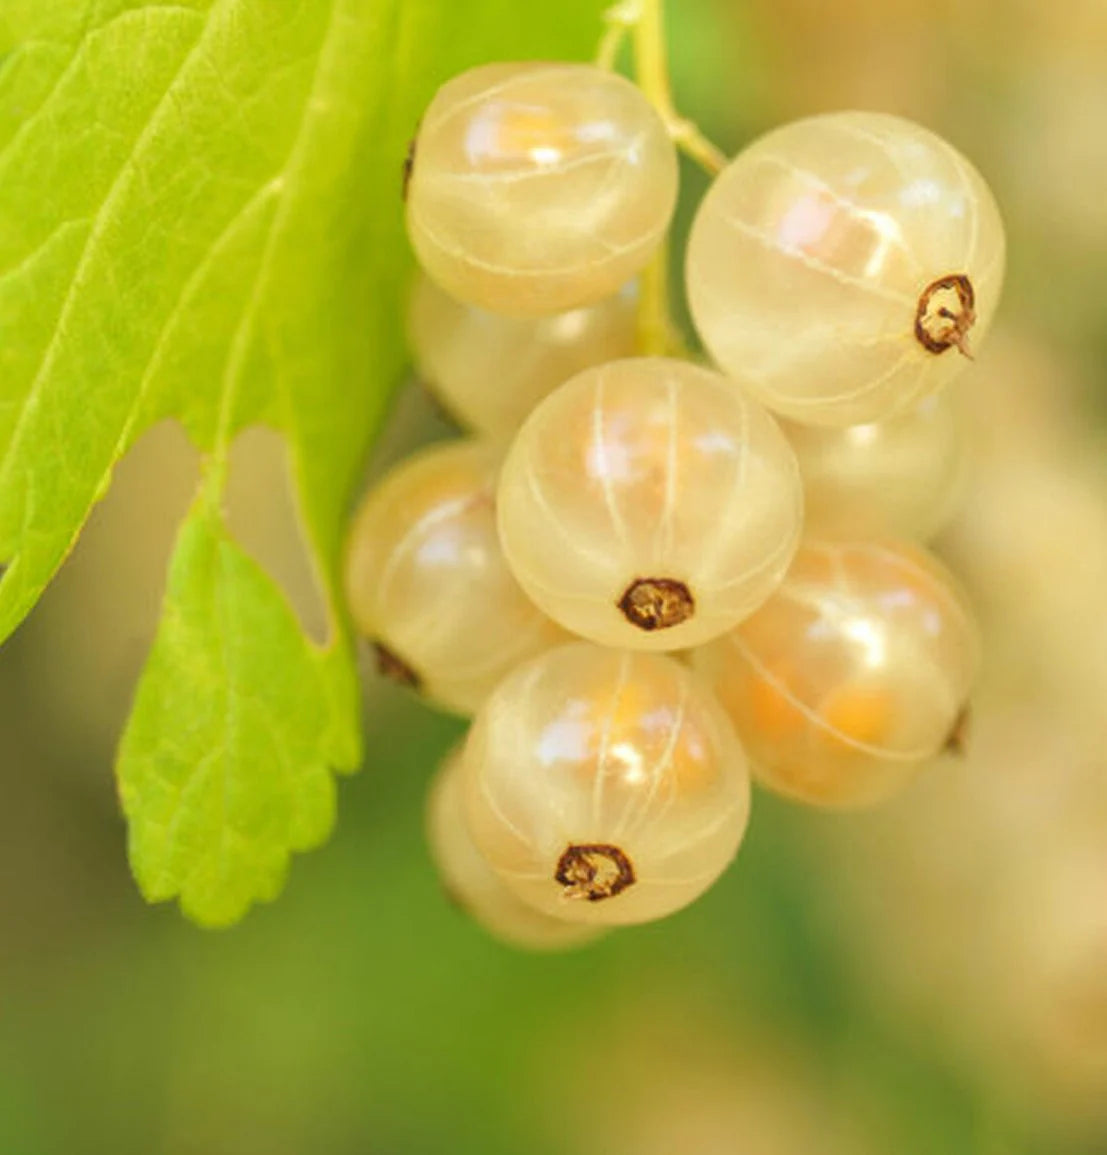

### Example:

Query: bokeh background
xmin=3 ymin=1 xmax=1107 ymax=1151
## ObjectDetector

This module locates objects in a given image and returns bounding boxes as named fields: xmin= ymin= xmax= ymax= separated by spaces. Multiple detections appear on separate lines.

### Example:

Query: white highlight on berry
xmin=343 ymin=440 xmax=566 ymax=715
xmin=783 ymin=391 xmax=967 ymax=541
xmin=461 ymin=643 xmax=751 ymax=926
xmin=686 ymin=111 xmax=1006 ymax=426
xmin=406 ymin=62 xmax=678 ymax=317
xmin=407 ymin=274 xmax=638 ymax=440
xmin=695 ymin=540 xmax=980 ymax=808
xmin=496 ymin=357 xmax=804 ymax=651
xmin=427 ymin=749 xmax=603 ymax=951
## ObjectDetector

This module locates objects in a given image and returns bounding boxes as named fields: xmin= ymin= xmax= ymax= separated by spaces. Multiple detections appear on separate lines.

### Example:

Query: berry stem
xmin=594 ymin=0 xmax=634 ymax=69
xmin=635 ymin=238 xmax=680 ymax=356
xmin=596 ymin=0 xmax=724 ymax=355
xmin=633 ymin=0 xmax=683 ymax=354
xmin=669 ymin=119 xmax=728 ymax=177
xmin=602 ymin=0 xmax=729 ymax=176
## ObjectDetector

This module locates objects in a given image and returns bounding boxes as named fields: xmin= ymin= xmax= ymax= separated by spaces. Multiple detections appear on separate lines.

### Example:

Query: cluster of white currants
xmin=344 ymin=59 xmax=1005 ymax=949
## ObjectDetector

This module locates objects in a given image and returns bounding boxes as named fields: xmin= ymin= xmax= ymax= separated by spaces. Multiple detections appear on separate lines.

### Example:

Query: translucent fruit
xmin=695 ymin=541 xmax=980 ymax=808
xmin=405 ymin=62 xmax=678 ymax=317
xmin=461 ymin=643 xmax=751 ymax=926
xmin=343 ymin=440 xmax=566 ymax=715
xmin=783 ymin=391 xmax=966 ymax=541
xmin=407 ymin=273 xmax=638 ymax=440
xmin=496 ymin=357 xmax=804 ymax=652
xmin=686 ymin=111 xmax=1006 ymax=426
xmin=427 ymin=749 xmax=602 ymax=951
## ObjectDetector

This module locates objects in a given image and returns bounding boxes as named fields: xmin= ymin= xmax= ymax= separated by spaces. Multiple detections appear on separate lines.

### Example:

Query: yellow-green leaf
xmin=0 ymin=0 xmax=603 ymax=924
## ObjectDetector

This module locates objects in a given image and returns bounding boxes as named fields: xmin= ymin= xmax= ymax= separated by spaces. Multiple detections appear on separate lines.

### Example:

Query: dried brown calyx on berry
xmin=915 ymin=274 xmax=976 ymax=356
xmin=943 ymin=704 xmax=971 ymax=756
xmin=401 ymin=129 xmax=418 ymax=202
xmin=373 ymin=641 xmax=421 ymax=690
xmin=618 ymin=577 xmax=695 ymax=631
xmin=555 ymin=843 xmax=636 ymax=902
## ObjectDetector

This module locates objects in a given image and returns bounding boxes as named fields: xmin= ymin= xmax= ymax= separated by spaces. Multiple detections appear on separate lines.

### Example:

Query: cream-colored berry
xmin=695 ymin=540 xmax=980 ymax=808
xmin=343 ymin=440 xmax=566 ymax=715
xmin=406 ymin=63 xmax=678 ymax=317
xmin=407 ymin=274 xmax=638 ymax=440
xmin=427 ymin=749 xmax=603 ymax=951
xmin=784 ymin=392 xmax=966 ymax=541
xmin=686 ymin=112 xmax=1006 ymax=426
xmin=496 ymin=357 xmax=803 ymax=651
xmin=461 ymin=643 xmax=751 ymax=927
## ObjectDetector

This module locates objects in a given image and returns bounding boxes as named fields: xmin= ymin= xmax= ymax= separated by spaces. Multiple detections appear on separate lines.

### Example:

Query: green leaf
xmin=0 ymin=0 xmax=603 ymax=924
xmin=116 ymin=503 xmax=346 ymax=927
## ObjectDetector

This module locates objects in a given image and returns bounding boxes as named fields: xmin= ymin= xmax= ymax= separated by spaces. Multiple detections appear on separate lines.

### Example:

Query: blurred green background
xmin=3 ymin=1 xmax=1107 ymax=1152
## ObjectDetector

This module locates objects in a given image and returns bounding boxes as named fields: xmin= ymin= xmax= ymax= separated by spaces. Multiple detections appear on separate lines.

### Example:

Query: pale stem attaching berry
xmin=595 ymin=0 xmax=727 ymax=356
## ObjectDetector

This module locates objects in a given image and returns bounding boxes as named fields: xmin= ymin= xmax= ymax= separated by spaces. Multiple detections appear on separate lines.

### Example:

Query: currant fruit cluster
xmin=344 ymin=57 xmax=1004 ymax=950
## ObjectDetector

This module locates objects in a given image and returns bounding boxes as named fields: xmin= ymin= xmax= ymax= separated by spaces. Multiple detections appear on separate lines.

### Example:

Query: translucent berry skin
xmin=694 ymin=541 xmax=980 ymax=808
xmin=784 ymin=392 xmax=966 ymax=541
xmin=427 ymin=750 xmax=602 ymax=951
xmin=408 ymin=274 xmax=638 ymax=440
xmin=406 ymin=63 xmax=678 ymax=317
xmin=461 ymin=643 xmax=751 ymax=927
xmin=686 ymin=112 xmax=1006 ymax=427
xmin=497 ymin=357 xmax=804 ymax=652
xmin=343 ymin=440 xmax=566 ymax=715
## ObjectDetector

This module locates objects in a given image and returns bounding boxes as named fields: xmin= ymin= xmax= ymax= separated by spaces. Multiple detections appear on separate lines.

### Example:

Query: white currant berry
xmin=784 ymin=392 xmax=966 ymax=541
xmin=686 ymin=111 xmax=1006 ymax=426
xmin=407 ymin=273 xmax=638 ymax=440
xmin=461 ymin=643 xmax=751 ymax=927
xmin=496 ymin=357 xmax=803 ymax=651
xmin=695 ymin=540 xmax=980 ymax=808
xmin=343 ymin=440 xmax=566 ymax=715
xmin=405 ymin=62 xmax=678 ymax=317
xmin=427 ymin=749 xmax=603 ymax=951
